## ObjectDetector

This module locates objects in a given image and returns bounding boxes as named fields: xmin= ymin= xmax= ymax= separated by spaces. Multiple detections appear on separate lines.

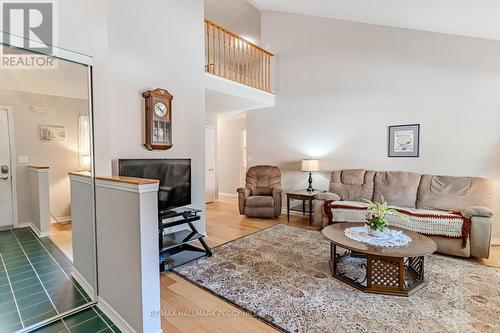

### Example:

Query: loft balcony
xmin=205 ymin=19 xmax=273 ymax=93
xmin=204 ymin=19 xmax=275 ymax=114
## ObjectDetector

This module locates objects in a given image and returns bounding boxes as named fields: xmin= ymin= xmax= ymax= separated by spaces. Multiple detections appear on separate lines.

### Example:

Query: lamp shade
xmin=301 ymin=159 xmax=320 ymax=172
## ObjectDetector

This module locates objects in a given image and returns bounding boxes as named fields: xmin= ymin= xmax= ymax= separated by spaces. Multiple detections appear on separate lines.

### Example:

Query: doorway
xmin=0 ymin=107 xmax=15 ymax=228
xmin=205 ymin=125 xmax=216 ymax=203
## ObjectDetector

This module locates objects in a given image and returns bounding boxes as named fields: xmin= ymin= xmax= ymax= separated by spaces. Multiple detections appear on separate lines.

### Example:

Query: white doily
xmin=344 ymin=226 xmax=412 ymax=247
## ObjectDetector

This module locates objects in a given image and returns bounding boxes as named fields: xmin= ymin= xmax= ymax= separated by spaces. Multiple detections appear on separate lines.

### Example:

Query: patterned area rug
xmin=173 ymin=224 xmax=500 ymax=333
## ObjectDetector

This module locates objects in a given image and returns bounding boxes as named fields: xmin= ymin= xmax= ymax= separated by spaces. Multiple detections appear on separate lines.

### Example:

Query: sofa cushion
xmin=246 ymin=196 xmax=274 ymax=208
xmin=329 ymin=170 xmax=375 ymax=201
xmin=244 ymin=206 xmax=275 ymax=218
xmin=386 ymin=207 xmax=465 ymax=239
xmin=325 ymin=201 xmax=467 ymax=239
xmin=252 ymin=187 xmax=273 ymax=196
xmin=373 ymin=171 xmax=421 ymax=208
xmin=417 ymin=175 xmax=493 ymax=212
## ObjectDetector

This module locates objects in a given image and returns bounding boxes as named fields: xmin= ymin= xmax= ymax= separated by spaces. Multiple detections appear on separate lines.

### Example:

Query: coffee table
xmin=321 ymin=222 xmax=437 ymax=296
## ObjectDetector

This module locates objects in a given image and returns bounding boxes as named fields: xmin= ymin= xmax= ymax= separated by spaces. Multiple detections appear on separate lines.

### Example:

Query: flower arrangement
xmin=364 ymin=200 xmax=407 ymax=236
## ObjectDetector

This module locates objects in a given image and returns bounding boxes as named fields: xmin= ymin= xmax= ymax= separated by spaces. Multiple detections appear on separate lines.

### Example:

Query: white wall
xmin=0 ymin=90 xmax=87 ymax=222
xmin=0 ymin=59 xmax=88 ymax=99
xmin=54 ymin=0 xmax=206 ymax=226
xmin=247 ymin=11 xmax=500 ymax=237
xmin=217 ymin=114 xmax=246 ymax=195
xmin=56 ymin=0 xmax=111 ymax=176
xmin=106 ymin=0 xmax=206 ymax=233
xmin=205 ymin=0 xmax=261 ymax=44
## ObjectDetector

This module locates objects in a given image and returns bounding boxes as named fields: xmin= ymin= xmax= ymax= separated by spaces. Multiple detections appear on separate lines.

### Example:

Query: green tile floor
xmin=31 ymin=306 xmax=121 ymax=333
xmin=0 ymin=228 xmax=119 ymax=333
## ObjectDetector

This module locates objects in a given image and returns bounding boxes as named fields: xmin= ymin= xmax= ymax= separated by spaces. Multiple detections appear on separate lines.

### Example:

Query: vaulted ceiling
xmin=250 ymin=0 xmax=500 ymax=41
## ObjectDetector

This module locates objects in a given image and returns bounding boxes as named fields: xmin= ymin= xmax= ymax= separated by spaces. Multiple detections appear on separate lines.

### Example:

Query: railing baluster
xmin=252 ymin=45 xmax=255 ymax=87
xmin=222 ymin=31 xmax=227 ymax=77
xmin=250 ymin=44 xmax=253 ymax=87
xmin=241 ymin=41 xmax=244 ymax=85
xmin=217 ymin=28 xmax=221 ymax=76
xmin=237 ymin=39 xmax=240 ymax=84
xmin=246 ymin=43 xmax=249 ymax=86
xmin=268 ymin=54 xmax=270 ymax=92
xmin=228 ymin=35 xmax=232 ymax=81
xmin=260 ymin=50 xmax=263 ymax=90
xmin=247 ymin=44 xmax=249 ymax=86
xmin=205 ymin=21 xmax=209 ymax=73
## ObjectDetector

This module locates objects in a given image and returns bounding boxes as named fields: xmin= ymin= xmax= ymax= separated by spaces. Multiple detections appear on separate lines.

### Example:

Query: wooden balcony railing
xmin=205 ymin=19 xmax=273 ymax=93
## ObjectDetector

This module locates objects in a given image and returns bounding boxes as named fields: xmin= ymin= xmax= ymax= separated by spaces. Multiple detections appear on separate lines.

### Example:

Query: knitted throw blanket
xmin=324 ymin=200 xmax=471 ymax=248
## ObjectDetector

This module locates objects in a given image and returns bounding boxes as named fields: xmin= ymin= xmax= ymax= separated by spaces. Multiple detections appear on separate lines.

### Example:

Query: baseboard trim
xmin=51 ymin=216 xmax=71 ymax=223
xmin=17 ymin=222 xmax=50 ymax=238
xmin=218 ymin=192 xmax=237 ymax=198
xmin=97 ymin=296 xmax=138 ymax=333
xmin=70 ymin=269 xmax=94 ymax=299
xmin=491 ymin=238 xmax=500 ymax=246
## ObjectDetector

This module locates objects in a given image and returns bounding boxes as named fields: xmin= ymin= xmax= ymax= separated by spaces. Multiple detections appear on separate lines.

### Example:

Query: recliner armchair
xmin=237 ymin=165 xmax=282 ymax=218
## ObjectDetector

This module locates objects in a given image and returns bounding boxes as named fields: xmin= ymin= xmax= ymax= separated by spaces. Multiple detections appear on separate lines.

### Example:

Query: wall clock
xmin=142 ymin=88 xmax=173 ymax=150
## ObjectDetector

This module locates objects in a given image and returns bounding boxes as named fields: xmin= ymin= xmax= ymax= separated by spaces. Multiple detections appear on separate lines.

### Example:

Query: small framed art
xmin=388 ymin=124 xmax=420 ymax=157
xmin=40 ymin=125 xmax=66 ymax=142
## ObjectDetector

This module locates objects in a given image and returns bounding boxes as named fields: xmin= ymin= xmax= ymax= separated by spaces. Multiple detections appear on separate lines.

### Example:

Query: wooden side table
xmin=286 ymin=190 xmax=325 ymax=225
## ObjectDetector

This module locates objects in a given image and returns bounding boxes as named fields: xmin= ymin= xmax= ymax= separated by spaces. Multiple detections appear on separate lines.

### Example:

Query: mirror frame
xmin=0 ymin=32 xmax=99 ymax=332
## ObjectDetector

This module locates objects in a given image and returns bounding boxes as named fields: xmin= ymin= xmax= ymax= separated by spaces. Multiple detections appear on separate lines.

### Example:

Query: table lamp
xmin=301 ymin=159 xmax=320 ymax=192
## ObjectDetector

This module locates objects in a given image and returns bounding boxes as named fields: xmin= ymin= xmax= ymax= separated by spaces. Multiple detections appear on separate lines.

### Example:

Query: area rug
xmin=173 ymin=224 xmax=500 ymax=333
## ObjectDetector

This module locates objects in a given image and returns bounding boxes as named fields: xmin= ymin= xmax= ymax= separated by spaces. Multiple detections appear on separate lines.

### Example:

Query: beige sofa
xmin=237 ymin=165 xmax=283 ymax=218
xmin=313 ymin=170 xmax=493 ymax=258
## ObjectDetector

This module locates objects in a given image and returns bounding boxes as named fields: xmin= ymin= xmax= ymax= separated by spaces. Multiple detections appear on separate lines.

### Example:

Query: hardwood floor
xmin=161 ymin=196 xmax=314 ymax=333
xmin=46 ymin=196 xmax=500 ymax=332
xmin=204 ymin=196 xmax=317 ymax=248
xmin=49 ymin=221 xmax=73 ymax=261
xmin=161 ymin=196 xmax=500 ymax=333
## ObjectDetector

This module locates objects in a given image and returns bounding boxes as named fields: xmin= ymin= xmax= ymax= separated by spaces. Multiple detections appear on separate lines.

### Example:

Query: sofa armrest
xmin=461 ymin=206 xmax=493 ymax=218
xmin=470 ymin=215 xmax=492 ymax=258
xmin=272 ymin=187 xmax=282 ymax=194
xmin=314 ymin=192 xmax=341 ymax=202
xmin=312 ymin=192 xmax=340 ymax=228
xmin=236 ymin=187 xmax=251 ymax=215
xmin=237 ymin=187 xmax=251 ymax=198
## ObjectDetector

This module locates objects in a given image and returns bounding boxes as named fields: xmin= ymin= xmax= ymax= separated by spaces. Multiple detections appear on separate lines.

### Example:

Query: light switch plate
xmin=18 ymin=156 xmax=29 ymax=163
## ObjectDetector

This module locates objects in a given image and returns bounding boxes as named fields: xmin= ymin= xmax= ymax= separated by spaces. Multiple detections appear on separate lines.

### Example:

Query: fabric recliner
xmin=237 ymin=165 xmax=282 ymax=218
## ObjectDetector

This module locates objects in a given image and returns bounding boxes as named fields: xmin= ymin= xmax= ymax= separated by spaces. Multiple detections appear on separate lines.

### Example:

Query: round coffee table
xmin=322 ymin=222 xmax=437 ymax=296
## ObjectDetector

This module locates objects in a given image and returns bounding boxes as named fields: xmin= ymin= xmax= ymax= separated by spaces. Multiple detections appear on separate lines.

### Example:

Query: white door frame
xmin=0 ymin=106 xmax=18 ymax=228
xmin=205 ymin=125 xmax=216 ymax=203
xmin=240 ymin=128 xmax=247 ymax=187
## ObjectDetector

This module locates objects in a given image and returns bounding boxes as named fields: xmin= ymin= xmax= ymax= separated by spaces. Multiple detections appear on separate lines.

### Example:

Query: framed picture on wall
xmin=388 ymin=124 xmax=420 ymax=157
xmin=40 ymin=125 xmax=66 ymax=142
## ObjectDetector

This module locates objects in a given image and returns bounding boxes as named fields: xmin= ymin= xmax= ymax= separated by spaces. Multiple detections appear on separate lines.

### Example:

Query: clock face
xmin=154 ymin=102 xmax=168 ymax=117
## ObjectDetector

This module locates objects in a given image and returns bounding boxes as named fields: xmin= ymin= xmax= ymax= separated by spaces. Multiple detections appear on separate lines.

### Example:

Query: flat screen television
xmin=118 ymin=159 xmax=191 ymax=213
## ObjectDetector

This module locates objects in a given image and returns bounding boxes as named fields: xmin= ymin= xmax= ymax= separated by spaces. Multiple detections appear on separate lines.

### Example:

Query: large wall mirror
xmin=0 ymin=40 xmax=97 ymax=332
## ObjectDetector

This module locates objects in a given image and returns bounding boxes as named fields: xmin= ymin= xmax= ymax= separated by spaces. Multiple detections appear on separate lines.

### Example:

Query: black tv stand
xmin=158 ymin=207 xmax=212 ymax=272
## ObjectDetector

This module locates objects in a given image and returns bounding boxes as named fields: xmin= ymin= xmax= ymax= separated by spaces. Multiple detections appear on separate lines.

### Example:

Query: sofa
xmin=313 ymin=169 xmax=493 ymax=258
xmin=237 ymin=165 xmax=283 ymax=218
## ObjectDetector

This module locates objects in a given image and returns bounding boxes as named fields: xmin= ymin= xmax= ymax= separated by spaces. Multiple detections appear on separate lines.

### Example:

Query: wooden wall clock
xmin=142 ymin=88 xmax=173 ymax=150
